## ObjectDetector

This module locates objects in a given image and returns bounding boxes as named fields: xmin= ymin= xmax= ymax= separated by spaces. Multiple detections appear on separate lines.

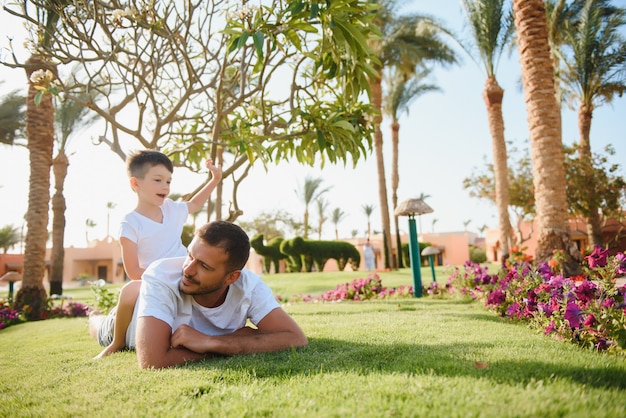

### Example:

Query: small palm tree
xmin=0 ymin=225 xmax=21 ymax=254
xmin=85 ymin=219 xmax=97 ymax=245
xmin=368 ymin=0 xmax=457 ymax=269
xmin=431 ymin=218 xmax=439 ymax=233
xmin=106 ymin=202 xmax=116 ymax=239
xmin=316 ymin=197 xmax=329 ymax=240
xmin=461 ymin=0 xmax=516 ymax=258
xmin=0 ymin=89 xmax=26 ymax=145
xmin=50 ymin=87 xmax=100 ymax=295
xmin=463 ymin=219 xmax=472 ymax=231
xmin=562 ymin=0 xmax=626 ymax=247
xmin=384 ymin=67 xmax=440 ymax=268
xmin=416 ymin=192 xmax=431 ymax=233
xmin=331 ymin=208 xmax=346 ymax=240
xmin=295 ymin=176 xmax=330 ymax=239
xmin=362 ymin=204 xmax=375 ymax=239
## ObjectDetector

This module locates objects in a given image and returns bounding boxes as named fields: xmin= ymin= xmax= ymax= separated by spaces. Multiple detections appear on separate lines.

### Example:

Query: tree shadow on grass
xmin=188 ymin=338 xmax=626 ymax=390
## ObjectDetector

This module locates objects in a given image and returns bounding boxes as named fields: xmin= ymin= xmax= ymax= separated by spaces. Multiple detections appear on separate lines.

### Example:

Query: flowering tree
xmin=3 ymin=0 xmax=378 ymax=221
xmin=1 ymin=0 xmax=379 ymax=314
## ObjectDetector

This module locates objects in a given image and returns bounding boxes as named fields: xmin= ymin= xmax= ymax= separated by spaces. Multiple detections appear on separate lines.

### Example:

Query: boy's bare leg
xmin=93 ymin=280 xmax=141 ymax=359
xmin=88 ymin=313 xmax=105 ymax=340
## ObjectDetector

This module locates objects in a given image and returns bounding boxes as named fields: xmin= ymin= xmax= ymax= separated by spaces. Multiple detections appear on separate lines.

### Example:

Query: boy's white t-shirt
xmin=118 ymin=198 xmax=189 ymax=269
xmin=126 ymin=256 xmax=280 ymax=348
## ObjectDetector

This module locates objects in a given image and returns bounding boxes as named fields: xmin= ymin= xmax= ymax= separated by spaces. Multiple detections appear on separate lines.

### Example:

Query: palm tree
xmin=463 ymin=219 xmax=472 ymax=231
xmin=295 ymin=176 xmax=330 ymax=239
xmin=511 ymin=0 xmax=581 ymax=276
xmin=106 ymin=201 xmax=116 ymax=239
xmin=11 ymin=2 xmax=64 ymax=317
xmin=0 ymin=225 xmax=21 ymax=254
xmin=85 ymin=219 xmax=96 ymax=245
xmin=416 ymin=192 xmax=431 ymax=233
xmin=49 ymin=92 xmax=99 ymax=296
xmin=461 ymin=0 xmax=516 ymax=261
xmin=431 ymin=218 xmax=439 ymax=233
xmin=362 ymin=204 xmax=375 ymax=239
xmin=316 ymin=197 xmax=329 ymax=240
xmin=368 ymin=0 xmax=458 ymax=269
xmin=561 ymin=0 xmax=626 ymax=248
xmin=545 ymin=0 xmax=584 ymax=103
xmin=0 ymin=90 xmax=26 ymax=145
xmin=384 ymin=66 xmax=440 ymax=269
xmin=331 ymin=208 xmax=346 ymax=240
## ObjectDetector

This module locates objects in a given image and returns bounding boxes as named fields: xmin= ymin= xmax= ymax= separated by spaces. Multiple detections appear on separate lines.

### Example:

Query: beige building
xmin=484 ymin=216 xmax=626 ymax=263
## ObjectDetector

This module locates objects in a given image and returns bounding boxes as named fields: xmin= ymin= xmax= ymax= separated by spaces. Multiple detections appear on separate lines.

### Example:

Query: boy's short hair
xmin=126 ymin=150 xmax=174 ymax=178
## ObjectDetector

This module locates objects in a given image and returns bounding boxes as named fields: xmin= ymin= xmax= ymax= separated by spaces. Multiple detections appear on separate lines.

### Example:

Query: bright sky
xmin=1 ymin=1 xmax=625 ymax=249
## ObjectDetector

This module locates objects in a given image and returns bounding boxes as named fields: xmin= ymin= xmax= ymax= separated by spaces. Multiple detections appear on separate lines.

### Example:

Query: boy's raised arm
xmin=187 ymin=158 xmax=222 ymax=214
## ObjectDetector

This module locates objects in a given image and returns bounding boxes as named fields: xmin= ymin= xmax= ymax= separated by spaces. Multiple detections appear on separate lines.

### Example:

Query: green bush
xmin=469 ymin=245 xmax=487 ymax=263
xmin=280 ymin=237 xmax=360 ymax=272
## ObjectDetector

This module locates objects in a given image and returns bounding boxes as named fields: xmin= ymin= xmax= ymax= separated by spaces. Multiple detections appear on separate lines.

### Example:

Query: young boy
xmin=92 ymin=150 xmax=221 ymax=359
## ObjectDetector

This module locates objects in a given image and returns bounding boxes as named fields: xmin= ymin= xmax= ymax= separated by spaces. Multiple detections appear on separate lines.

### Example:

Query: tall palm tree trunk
xmin=370 ymin=74 xmax=395 ymax=270
xmin=578 ymin=103 xmax=602 ymax=248
xmin=391 ymin=119 xmax=404 ymax=268
xmin=512 ymin=0 xmax=581 ymax=276
xmin=483 ymin=76 xmax=514 ymax=258
xmin=50 ymin=151 xmax=68 ymax=296
xmin=14 ymin=56 xmax=55 ymax=317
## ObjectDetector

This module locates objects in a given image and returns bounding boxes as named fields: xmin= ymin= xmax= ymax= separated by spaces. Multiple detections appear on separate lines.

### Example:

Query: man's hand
xmin=171 ymin=324 xmax=213 ymax=353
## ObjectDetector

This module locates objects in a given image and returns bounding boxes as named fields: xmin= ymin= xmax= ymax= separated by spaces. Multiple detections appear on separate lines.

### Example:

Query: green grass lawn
xmin=1 ymin=266 xmax=624 ymax=417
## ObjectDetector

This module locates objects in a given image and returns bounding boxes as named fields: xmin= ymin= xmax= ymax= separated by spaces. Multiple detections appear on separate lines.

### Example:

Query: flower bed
xmin=0 ymin=295 xmax=90 ymax=330
xmin=446 ymin=247 xmax=626 ymax=354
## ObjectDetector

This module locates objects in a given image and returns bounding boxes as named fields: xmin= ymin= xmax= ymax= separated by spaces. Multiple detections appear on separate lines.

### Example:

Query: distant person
xmin=89 ymin=221 xmax=308 ymax=369
xmin=93 ymin=150 xmax=222 ymax=359
xmin=363 ymin=239 xmax=376 ymax=271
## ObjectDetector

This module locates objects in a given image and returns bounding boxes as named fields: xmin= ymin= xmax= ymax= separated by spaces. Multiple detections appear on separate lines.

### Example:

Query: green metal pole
xmin=407 ymin=216 xmax=422 ymax=297
xmin=428 ymin=255 xmax=437 ymax=283
xmin=8 ymin=281 xmax=14 ymax=305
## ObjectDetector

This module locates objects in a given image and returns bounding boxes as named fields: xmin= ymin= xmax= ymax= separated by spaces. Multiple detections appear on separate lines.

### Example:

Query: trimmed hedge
xmin=279 ymin=237 xmax=361 ymax=272
xmin=250 ymin=234 xmax=288 ymax=274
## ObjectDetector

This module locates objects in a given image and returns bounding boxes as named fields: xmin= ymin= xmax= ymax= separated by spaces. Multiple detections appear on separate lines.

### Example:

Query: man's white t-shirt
xmin=118 ymin=199 xmax=189 ymax=269
xmin=125 ymin=256 xmax=280 ymax=348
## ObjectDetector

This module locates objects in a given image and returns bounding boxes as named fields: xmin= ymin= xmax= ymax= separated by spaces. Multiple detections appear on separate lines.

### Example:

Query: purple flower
xmin=486 ymin=289 xmax=506 ymax=307
xmin=596 ymin=338 xmax=609 ymax=351
xmin=544 ymin=321 xmax=556 ymax=335
xmin=601 ymin=298 xmax=615 ymax=309
xmin=564 ymin=302 xmax=583 ymax=329
xmin=507 ymin=302 xmax=521 ymax=319
xmin=574 ymin=280 xmax=597 ymax=306
xmin=536 ymin=261 xmax=553 ymax=277
xmin=585 ymin=246 xmax=609 ymax=268
xmin=538 ymin=302 xmax=553 ymax=317
xmin=548 ymin=275 xmax=566 ymax=289
xmin=615 ymin=252 xmax=626 ymax=276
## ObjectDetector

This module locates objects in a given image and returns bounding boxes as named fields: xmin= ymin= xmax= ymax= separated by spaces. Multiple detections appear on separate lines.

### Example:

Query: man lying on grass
xmin=88 ymin=221 xmax=308 ymax=369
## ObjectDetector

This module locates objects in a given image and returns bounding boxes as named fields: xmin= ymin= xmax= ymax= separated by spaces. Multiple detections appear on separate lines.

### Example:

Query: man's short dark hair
xmin=196 ymin=221 xmax=251 ymax=271
xmin=126 ymin=150 xmax=174 ymax=178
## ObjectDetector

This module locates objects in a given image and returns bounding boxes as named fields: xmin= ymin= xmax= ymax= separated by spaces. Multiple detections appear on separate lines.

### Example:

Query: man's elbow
xmin=137 ymin=350 xmax=168 ymax=370
xmin=291 ymin=331 xmax=308 ymax=349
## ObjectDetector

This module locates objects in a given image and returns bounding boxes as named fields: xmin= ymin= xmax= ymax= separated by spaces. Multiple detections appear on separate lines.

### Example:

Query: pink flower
xmin=585 ymin=246 xmax=609 ymax=268
xmin=583 ymin=314 xmax=596 ymax=328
